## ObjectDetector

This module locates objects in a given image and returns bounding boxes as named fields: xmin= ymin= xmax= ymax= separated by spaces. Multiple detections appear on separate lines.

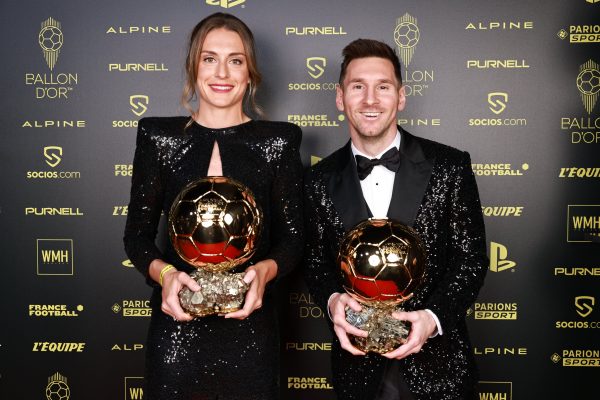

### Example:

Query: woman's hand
xmin=225 ymin=259 xmax=278 ymax=320
xmin=150 ymin=260 xmax=200 ymax=322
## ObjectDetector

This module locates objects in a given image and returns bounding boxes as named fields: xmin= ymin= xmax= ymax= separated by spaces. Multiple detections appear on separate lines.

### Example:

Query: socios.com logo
xmin=129 ymin=95 xmax=149 ymax=116
xmin=577 ymin=60 xmax=600 ymax=114
xmin=206 ymin=0 xmax=245 ymax=8
xmin=44 ymin=146 xmax=62 ymax=167
xmin=575 ymin=296 xmax=595 ymax=318
xmin=488 ymin=92 xmax=508 ymax=115
xmin=39 ymin=17 xmax=63 ymax=71
xmin=307 ymin=57 xmax=326 ymax=79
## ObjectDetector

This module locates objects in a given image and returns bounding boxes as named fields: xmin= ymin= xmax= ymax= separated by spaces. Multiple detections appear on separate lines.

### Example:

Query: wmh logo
xmin=37 ymin=239 xmax=73 ymax=275
xmin=125 ymin=377 xmax=144 ymax=400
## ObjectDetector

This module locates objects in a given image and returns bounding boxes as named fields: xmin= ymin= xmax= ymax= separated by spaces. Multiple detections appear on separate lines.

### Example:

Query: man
xmin=303 ymin=39 xmax=488 ymax=400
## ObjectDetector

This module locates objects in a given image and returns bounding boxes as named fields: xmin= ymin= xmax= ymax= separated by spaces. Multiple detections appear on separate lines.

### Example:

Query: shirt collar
xmin=351 ymin=130 xmax=401 ymax=159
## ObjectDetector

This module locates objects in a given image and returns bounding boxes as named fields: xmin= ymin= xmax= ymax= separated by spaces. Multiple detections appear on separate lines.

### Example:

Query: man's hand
xmin=382 ymin=310 xmax=437 ymax=360
xmin=329 ymin=293 xmax=369 ymax=356
xmin=225 ymin=259 xmax=277 ymax=320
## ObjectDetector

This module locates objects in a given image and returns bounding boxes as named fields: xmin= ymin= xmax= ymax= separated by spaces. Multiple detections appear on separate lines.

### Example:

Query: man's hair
xmin=338 ymin=39 xmax=403 ymax=87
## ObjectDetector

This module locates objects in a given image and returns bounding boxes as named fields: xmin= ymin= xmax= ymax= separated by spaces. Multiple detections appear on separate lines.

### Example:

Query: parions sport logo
xmin=112 ymin=300 xmax=152 ymax=317
xmin=25 ymin=17 xmax=79 ymax=100
xmin=394 ymin=13 xmax=434 ymax=97
xmin=557 ymin=24 xmax=600 ymax=43
xmin=551 ymin=349 xmax=600 ymax=367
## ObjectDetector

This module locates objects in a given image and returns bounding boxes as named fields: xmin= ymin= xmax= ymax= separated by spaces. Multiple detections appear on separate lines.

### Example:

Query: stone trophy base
xmin=179 ymin=269 xmax=248 ymax=317
xmin=346 ymin=305 xmax=410 ymax=354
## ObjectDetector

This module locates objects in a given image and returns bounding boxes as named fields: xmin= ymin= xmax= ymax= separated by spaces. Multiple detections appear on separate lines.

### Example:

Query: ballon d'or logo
xmin=577 ymin=60 xmax=600 ymax=114
xmin=394 ymin=13 xmax=420 ymax=67
xmin=39 ymin=17 xmax=63 ymax=71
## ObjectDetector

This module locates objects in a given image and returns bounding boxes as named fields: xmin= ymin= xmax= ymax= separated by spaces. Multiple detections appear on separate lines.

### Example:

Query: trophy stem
xmin=346 ymin=304 xmax=410 ymax=354
xmin=179 ymin=270 xmax=249 ymax=318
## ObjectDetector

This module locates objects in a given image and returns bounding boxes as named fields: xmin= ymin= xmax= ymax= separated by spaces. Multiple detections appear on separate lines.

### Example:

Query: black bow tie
xmin=355 ymin=147 xmax=401 ymax=180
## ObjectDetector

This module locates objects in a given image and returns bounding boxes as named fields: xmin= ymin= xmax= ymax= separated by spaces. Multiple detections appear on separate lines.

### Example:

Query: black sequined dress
xmin=124 ymin=117 xmax=303 ymax=400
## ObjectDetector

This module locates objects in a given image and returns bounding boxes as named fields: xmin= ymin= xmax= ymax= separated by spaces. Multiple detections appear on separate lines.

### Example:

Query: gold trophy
xmin=168 ymin=177 xmax=262 ymax=317
xmin=338 ymin=218 xmax=426 ymax=353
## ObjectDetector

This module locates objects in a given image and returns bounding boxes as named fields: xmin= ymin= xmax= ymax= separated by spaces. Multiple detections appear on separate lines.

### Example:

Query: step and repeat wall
xmin=1 ymin=0 xmax=598 ymax=399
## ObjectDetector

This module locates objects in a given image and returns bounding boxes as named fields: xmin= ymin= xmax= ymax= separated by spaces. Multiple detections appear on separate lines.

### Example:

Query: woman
xmin=123 ymin=12 xmax=303 ymax=400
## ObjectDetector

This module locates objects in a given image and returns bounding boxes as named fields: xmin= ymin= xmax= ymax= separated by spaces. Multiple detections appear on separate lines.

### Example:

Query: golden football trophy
xmin=338 ymin=218 xmax=426 ymax=353
xmin=168 ymin=177 xmax=262 ymax=317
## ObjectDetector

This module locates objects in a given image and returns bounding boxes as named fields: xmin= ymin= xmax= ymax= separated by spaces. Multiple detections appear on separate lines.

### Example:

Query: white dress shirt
xmin=328 ymin=130 xmax=443 ymax=337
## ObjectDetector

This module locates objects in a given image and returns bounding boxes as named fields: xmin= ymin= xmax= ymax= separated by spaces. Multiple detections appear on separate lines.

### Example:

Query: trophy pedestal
xmin=346 ymin=306 xmax=410 ymax=354
xmin=179 ymin=270 xmax=248 ymax=317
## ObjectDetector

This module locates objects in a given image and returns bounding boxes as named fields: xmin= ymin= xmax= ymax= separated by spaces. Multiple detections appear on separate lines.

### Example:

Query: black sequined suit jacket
xmin=124 ymin=117 xmax=303 ymax=399
xmin=303 ymin=128 xmax=488 ymax=400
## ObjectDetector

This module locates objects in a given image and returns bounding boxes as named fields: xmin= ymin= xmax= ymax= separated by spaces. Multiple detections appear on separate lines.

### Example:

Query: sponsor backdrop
xmin=1 ymin=0 xmax=598 ymax=399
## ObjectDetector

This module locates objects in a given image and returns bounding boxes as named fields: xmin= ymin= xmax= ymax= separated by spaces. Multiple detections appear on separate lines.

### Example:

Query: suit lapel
xmin=327 ymin=141 xmax=370 ymax=232
xmin=387 ymin=128 xmax=434 ymax=227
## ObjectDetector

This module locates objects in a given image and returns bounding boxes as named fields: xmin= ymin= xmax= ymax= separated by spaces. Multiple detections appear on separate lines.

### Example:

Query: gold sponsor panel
xmin=555 ymin=296 xmax=600 ymax=329
xmin=106 ymin=26 xmax=171 ymax=35
xmin=554 ymin=266 xmax=600 ymax=276
xmin=557 ymin=25 xmax=600 ymax=43
xmin=466 ymin=59 xmax=529 ymax=69
xmin=112 ymin=344 xmax=144 ymax=351
xmin=468 ymin=92 xmax=527 ymax=127
xmin=26 ymin=147 xmax=81 ymax=180
xmin=115 ymin=164 xmax=133 ymax=177
xmin=552 ymin=350 xmax=600 ymax=367
xmin=285 ymin=26 xmax=347 ymax=36
xmin=46 ymin=372 xmax=70 ymax=399
xmin=108 ymin=63 xmax=168 ymax=72
xmin=481 ymin=206 xmax=523 ymax=217
xmin=113 ymin=206 xmax=129 ymax=216
xmin=567 ymin=205 xmax=600 ymax=242
xmin=36 ymin=239 xmax=74 ymax=276
xmin=287 ymin=114 xmax=342 ymax=127
xmin=472 ymin=163 xmax=529 ymax=177
xmin=489 ymin=242 xmax=516 ymax=273
xmin=33 ymin=342 xmax=85 ymax=352
xmin=22 ymin=120 xmax=86 ymax=128
xmin=25 ymin=18 xmax=79 ymax=99
xmin=478 ymin=381 xmax=512 ymax=400
xmin=285 ymin=342 xmax=331 ymax=351
xmin=473 ymin=302 xmax=518 ymax=320
xmin=29 ymin=304 xmax=83 ymax=317
xmin=125 ymin=377 xmax=144 ymax=400
xmin=465 ymin=21 xmax=533 ymax=30
xmin=473 ymin=347 xmax=527 ymax=357
xmin=559 ymin=167 xmax=600 ymax=178
xmin=286 ymin=376 xmax=334 ymax=390
xmin=25 ymin=207 xmax=83 ymax=216
xmin=289 ymin=292 xmax=324 ymax=318
xmin=398 ymin=118 xmax=441 ymax=127
xmin=113 ymin=300 xmax=152 ymax=317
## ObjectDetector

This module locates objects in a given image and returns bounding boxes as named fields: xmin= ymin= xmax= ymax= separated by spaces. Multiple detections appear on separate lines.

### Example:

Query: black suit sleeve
xmin=123 ymin=118 xmax=165 ymax=287
xmin=302 ymin=169 xmax=345 ymax=312
xmin=424 ymin=151 xmax=488 ymax=332
xmin=265 ymin=124 xmax=305 ymax=280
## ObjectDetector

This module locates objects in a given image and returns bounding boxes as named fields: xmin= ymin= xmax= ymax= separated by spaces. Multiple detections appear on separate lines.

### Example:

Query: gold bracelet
xmin=159 ymin=264 xmax=175 ymax=286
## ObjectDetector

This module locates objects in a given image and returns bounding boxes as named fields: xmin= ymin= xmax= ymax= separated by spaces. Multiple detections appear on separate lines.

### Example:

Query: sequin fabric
xmin=124 ymin=117 xmax=304 ymax=400
xmin=303 ymin=129 xmax=488 ymax=400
